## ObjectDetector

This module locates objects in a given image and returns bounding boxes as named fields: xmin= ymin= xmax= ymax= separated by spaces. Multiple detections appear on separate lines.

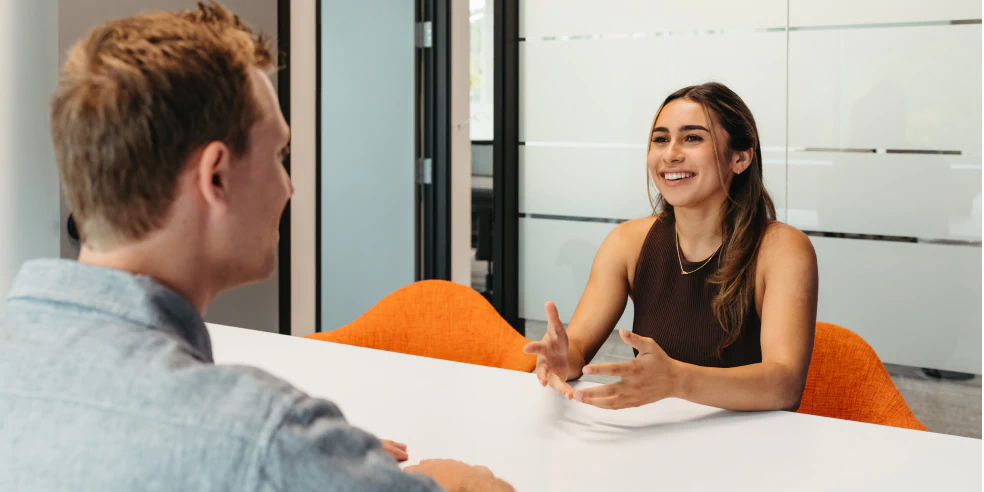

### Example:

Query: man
xmin=0 ymin=3 xmax=511 ymax=491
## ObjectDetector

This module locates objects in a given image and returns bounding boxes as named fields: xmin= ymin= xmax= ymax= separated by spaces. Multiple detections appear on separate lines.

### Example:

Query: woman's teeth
xmin=664 ymin=172 xmax=695 ymax=181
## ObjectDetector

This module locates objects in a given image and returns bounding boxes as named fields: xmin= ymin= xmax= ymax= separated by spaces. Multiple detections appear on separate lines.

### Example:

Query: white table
xmin=208 ymin=324 xmax=982 ymax=491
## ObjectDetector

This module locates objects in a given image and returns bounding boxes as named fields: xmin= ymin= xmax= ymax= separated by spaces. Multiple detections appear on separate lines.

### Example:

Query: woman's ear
xmin=732 ymin=147 xmax=753 ymax=175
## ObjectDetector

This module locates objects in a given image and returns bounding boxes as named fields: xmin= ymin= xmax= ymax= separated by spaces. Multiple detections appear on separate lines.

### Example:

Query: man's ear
xmin=195 ymin=141 xmax=232 ymax=211
xmin=732 ymin=147 xmax=753 ymax=175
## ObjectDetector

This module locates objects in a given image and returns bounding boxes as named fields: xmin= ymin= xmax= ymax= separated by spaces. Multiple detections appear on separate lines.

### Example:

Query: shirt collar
xmin=7 ymin=259 xmax=213 ymax=362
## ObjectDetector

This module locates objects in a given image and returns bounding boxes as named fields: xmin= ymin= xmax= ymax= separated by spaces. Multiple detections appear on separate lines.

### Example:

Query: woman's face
xmin=648 ymin=98 xmax=739 ymax=211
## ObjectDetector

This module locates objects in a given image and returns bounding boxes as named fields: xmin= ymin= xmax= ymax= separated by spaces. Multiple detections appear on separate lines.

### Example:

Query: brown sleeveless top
xmin=631 ymin=216 xmax=762 ymax=368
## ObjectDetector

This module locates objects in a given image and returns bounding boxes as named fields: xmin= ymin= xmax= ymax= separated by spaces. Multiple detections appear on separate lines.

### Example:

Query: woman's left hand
xmin=574 ymin=329 xmax=682 ymax=410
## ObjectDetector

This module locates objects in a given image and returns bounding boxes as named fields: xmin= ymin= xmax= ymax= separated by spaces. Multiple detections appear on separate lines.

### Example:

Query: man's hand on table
xmin=405 ymin=459 xmax=515 ymax=492
xmin=381 ymin=439 xmax=409 ymax=462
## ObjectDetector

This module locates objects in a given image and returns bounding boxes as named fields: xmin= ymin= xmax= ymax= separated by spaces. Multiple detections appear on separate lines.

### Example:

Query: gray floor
xmin=524 ymin=320 xmax=982 ymax=439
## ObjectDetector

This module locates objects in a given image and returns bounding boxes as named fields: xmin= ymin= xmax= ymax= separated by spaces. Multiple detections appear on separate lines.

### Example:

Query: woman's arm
xmin=524 ymin=219 xmax=650 ymax=392
xmin=576 ymin=224 xmax=818 ymax=411
xmin=673 ymin=226 xmax=817 ymax=410
xmin=562 ymin=220 xmax=642 ymax=378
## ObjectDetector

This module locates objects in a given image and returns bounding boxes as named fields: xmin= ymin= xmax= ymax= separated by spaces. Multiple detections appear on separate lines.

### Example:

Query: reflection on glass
xmin=469 ymin=1 xmax=495 ymax=298
xmin=469 ymin=0 xmax=493 ymax=141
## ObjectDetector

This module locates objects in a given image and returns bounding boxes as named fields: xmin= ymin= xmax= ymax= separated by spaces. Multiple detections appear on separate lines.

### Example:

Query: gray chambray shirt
xmin=0 ymin=259 xmax=441 ymax=492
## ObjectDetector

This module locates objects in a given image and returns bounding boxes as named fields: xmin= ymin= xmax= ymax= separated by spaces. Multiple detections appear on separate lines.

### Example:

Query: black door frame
xmin=314 ymin=0 xmax=323 ymax=333
xmin=492 ymin=0 xmax=521 ymax=333
xmin=416 ymin=0 xmax=453 ymax=282
xmin=276 ymin=0 xmax=292 ymax=336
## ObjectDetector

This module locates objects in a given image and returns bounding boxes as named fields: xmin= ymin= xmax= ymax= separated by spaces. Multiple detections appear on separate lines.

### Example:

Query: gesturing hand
xmin=522 ymin=301 xmax=575 ymax=400
xmin=574 ymin=329 xmax=680 ymax=410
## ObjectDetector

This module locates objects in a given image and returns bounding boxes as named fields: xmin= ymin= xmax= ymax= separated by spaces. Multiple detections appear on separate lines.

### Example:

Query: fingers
xmin=523 ymin=341 xmax=548 ymax=355
xmin=498 ymin=479 xmax=518 ymax=492
xmin=535 ymin=361 xmax=547 ymax=387
xmin=546 ymin=372 xmax=574 ymax=400
xmin=579 ymin=395 xmax=625 ymax=409
xmin=403 ymin=458 xmax=448 ymax=473
xmin=619 ymin=328 xmax=653 ymax=353
xmin=544 ymin=301 xmax=565 ymax=335
xmin=582 ymin=360 xmax=634 ymax=377
xmin=574 ymin=382 xmax=622 ymax=402
xmin=382 ymin=444 xmax=408 ymax=462
xmin=381 ymin=440 xmax=409 ymax=462
xmin=381 ymin=439 xmax=407 ymax=451
xmin=572 ymin=384 xmax=632 ymax=409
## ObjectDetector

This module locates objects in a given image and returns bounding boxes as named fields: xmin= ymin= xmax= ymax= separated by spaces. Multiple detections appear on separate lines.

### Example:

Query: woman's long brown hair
xmin=646 ymin=82 xmax=776 ymax=354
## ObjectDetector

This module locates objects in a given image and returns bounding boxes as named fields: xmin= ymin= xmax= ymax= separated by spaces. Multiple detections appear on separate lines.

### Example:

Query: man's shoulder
xmin=160 ymin=361 xmax=320 ymax=439
xmin=0 ymin=328 xmax=340 ymax=490
xmin=1 ymin=322 xmax=318 ymax=444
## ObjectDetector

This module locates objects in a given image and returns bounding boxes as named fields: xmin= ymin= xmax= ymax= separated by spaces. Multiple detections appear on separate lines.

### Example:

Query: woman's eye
xmin=652 ymin=136 xmax=669 ymax=143
xmin=685 ymin=134 xmax=702 ymax=142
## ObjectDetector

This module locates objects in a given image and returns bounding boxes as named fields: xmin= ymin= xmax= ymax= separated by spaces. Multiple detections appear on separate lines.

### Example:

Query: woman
xmin=524 ymin=82 xmax=818 ymax=411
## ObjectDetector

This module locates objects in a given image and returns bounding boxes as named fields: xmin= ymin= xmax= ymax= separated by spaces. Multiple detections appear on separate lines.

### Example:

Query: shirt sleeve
xmin=259 ymin=395 xmax=443 ymax=492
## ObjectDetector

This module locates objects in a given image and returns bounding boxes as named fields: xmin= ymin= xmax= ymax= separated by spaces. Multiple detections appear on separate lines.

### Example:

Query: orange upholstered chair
xmin=306 ymin=280 xmax=537 ymax=372
xmin=797 ymin=322 xmax=926 ymax=431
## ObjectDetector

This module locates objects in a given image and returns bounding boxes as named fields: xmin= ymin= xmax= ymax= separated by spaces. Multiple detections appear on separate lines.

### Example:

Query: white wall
xmin=56 ymin=0 xmax=282 ymax=333
xmin=0 ymin=0 xmax=60 ymax=314
xmin=451 ymin=1 xmax=473 ymax=287
xmin=517 ymin=0 xmax=982 ymax=373
xmin=289 ymin=0 xmax=317 ymax=337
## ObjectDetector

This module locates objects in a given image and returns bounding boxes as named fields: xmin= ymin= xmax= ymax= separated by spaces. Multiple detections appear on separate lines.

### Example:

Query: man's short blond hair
xmin=51 ymin=2 xmax=275 ymax=248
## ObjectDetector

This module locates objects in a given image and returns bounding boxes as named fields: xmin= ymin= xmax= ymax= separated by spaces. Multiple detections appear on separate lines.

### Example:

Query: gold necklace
xmin=675 ymin=229 xmax=720 ymax=275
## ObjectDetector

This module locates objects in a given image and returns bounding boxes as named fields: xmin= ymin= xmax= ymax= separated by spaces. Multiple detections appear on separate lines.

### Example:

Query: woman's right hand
xmin=523 ymin=301 xmax=575 ymax=400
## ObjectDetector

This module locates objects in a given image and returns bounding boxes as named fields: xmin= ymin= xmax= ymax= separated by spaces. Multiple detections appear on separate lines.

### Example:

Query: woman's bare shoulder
xmin=599 ymin=217 xmax=660 ymax=283
xmin=758 ymin=221 xmax=817 ymax=270
xmin=608 ymin=216 xmax=659 ymax=250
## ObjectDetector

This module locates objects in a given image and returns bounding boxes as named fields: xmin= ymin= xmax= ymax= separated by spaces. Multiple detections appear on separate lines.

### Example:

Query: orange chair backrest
xmin=306 ymin=280 xmax=537 ymax=372
xmin=798 ymin=322 xmax=926 ymax=431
